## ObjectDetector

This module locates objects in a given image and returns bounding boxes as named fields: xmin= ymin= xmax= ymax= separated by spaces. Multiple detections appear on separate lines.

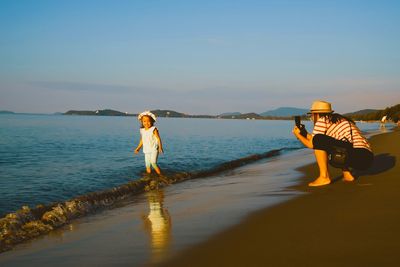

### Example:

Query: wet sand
xmin=0 ymin=149 xmax=314 ymax=266
xmin=161 ymin=128 xmax=400 ymax=267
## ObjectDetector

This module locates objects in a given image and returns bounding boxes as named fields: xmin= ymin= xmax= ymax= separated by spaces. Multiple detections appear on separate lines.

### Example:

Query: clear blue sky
xmin=1 ymin=0 xmax=399 ymax=114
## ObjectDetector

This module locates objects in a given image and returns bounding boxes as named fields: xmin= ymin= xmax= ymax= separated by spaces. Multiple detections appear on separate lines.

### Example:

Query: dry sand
xmin=161 ymin=128 xmax=400 ymax=267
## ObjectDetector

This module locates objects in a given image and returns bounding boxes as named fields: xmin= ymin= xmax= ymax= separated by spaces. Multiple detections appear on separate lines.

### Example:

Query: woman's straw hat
xmin=138 ymin=110 xmax=157 ymax=121
xmin=309 ymin=100 xmax=333 ymax=114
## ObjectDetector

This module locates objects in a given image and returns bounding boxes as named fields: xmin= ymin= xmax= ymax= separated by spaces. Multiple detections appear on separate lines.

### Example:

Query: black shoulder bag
xmin=328 ymin=121 xmax=353 ymax=169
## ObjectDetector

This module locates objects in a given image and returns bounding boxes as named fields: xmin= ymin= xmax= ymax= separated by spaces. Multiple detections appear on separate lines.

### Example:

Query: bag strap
xmin=348 ymin=120 xmax=353 ymax=143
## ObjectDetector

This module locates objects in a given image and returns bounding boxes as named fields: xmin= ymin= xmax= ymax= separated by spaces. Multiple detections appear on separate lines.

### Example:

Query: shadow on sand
xmin=356 ymin=153 xmax=396 ymax=177
xmin=331 ymin=153 xmax=396 ymax=183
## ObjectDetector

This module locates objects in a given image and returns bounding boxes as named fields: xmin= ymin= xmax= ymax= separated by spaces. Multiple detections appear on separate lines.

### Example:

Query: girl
xmin=134 ymin=111 xmax=165 ymax=176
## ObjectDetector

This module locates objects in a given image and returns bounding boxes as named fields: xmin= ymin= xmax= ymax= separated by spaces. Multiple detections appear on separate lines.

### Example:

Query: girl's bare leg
xmin=153 ymin=165 xmax=161 ymax=175
xmin=153 ymin=165 xmax=170 ymax=184
xmin=309 ymin=149 xmax=331 ymax=186
xmin=146 ymin=167 xmax=151 ymax=174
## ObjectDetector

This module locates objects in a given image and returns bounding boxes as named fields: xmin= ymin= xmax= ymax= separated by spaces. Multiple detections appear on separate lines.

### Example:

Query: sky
xmin=0 ymin=0 xmax=399 ymax=115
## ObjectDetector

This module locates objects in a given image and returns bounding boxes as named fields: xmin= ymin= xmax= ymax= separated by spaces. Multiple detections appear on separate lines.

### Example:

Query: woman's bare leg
xmin=342 ymin=169 xmax=355 ymax=182
xmin=309 ymin=149 xmax=331 ymax=186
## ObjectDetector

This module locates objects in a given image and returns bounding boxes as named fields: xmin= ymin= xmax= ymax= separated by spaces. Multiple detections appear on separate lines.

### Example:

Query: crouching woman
xmin=293 ymin=100 xmax=373 ymax=187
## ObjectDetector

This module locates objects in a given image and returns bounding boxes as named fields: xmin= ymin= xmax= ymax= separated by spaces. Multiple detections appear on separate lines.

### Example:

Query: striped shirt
xmin=312 ymin=116 xmax=372 ymax=151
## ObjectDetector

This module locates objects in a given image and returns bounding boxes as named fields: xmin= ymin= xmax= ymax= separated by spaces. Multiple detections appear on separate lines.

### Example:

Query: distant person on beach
xmin=292 ymin=100 xmax=373 ymax=187
xmin=134 ymin=111 xmax=168 ymax=183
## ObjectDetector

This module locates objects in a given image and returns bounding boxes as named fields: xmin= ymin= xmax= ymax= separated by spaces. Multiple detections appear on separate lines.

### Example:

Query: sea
xmin=0 ymin=114 xmax=384 ymax=217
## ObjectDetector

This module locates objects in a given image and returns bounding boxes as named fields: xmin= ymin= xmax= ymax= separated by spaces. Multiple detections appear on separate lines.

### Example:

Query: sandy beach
xmin=0 ymin=127 xmax=397 ymax=267
xmin=160 ymin=128 xmax=400 ymax=267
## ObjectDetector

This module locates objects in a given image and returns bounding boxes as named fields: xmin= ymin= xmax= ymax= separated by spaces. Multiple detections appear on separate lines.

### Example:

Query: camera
xmin=294 ymin=116 xmax=308 ymax=137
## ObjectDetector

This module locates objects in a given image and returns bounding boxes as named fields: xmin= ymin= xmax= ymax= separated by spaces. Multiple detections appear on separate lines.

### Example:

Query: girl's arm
xmin=153 ymin=128 xmax=164 ymax=153
xmin=292 ymin=126 xmax=313 ymax=149
xmin=134 ymin=139 xmax=143 ymax=154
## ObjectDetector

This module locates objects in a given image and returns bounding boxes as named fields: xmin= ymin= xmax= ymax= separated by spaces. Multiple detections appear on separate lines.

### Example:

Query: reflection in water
xmin=47 ymin=222 xmax=77 ymax=242
xmin=143 ymin=189 xmax=171 ymax=264
xmin=380 ymin=123 xmax=388 ymax=133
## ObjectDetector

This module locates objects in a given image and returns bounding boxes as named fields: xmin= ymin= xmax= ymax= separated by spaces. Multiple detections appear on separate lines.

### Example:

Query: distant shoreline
xmin=2 ymin=109 xmax=303 ymax=120
xmin=0 ymin=111 xmax=395 ymax=123
xmin=2 ymin=104 xmax=399 ymax=123
xmin=63 ymin=109 xmax=297 ymax=120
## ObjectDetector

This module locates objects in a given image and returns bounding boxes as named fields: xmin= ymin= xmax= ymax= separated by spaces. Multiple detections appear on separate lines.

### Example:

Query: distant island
xmin=345 ymin=104 xmax=400 ymax=122
xmin=64 ymin=108 xmax=308 ymax=120
xmin=64 ymin=109 xmax=129 ymax=116
xmin=260 ymin=107 xmax=309 ymax=117
xmin=63 ymin=104 xmax=400 ymax=122
xmin=0 ymin=110 xmax=59 ymax=116
xmin=0 ymin=110 xmax=15 ymax=114
xmin=3 ymin=104 xmax=399 ymax=122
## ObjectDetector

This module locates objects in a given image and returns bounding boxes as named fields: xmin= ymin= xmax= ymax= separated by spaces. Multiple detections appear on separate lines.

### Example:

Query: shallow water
xmin=0 ymin=149 xmax=313 ymax=266
xmin=0 ymin=114 xmax=384 ymax=216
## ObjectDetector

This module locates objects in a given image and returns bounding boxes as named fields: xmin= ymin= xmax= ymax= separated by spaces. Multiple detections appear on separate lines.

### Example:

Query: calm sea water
xmin=0 ymin=114 xmax=382 ymax=216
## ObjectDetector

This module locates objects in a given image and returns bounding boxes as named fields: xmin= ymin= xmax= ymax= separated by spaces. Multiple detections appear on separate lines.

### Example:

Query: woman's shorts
xmin=312 ymin=134 xmax=373 ymax=170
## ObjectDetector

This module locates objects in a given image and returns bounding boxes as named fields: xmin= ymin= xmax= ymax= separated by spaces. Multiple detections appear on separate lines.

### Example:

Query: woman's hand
xmin=292 ymin=126 xmax=301 ymax=138
xmin=292 ymin=126 xmax=313 ymax=148
xmin=158 ymin=147 xmax=164 ymax=154
xmin=134 ymin=148 xmax=140 ymax=154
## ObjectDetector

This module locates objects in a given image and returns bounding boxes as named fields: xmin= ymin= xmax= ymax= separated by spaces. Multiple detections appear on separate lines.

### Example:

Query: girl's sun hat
xmin=138 ymin=110 xmax=157 ymax=121
xmin=308 ymin=100 xmax=334 ymax=114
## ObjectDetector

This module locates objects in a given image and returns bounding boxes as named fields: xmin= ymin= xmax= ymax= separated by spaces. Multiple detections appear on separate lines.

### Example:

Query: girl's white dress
xmin=140 ymin=126 xmax=159 ymax=167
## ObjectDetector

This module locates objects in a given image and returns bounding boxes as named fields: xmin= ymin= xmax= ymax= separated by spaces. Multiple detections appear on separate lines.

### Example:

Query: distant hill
xmin=0 ymin=110 xmax=15 ymax=114
xmin=237 ymin=113 xmax=262 ymax=119
xmin=61 ymin=105 xmax=400 ymax=122
xmin=65 ymin=109 xmax=129 ymax=116
xmin=63 ymin=109 xmax=214 ymax=118
xmin=344 ymin=109 xmax=379 ymax=116
xmin=150 ymin=109 xmax=187 ymax=117
xmin=346 ymin=104 xmax=400 ymax=122
xmin=218 ymin=112 xmax=242 ymax=117
xmin=150 ymin=110 xmax=215 ymax=119
xmin=260 ymin=107 xmax=308 ymax=117
xmin=219 ymin=112 xmax=261 ymax=119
